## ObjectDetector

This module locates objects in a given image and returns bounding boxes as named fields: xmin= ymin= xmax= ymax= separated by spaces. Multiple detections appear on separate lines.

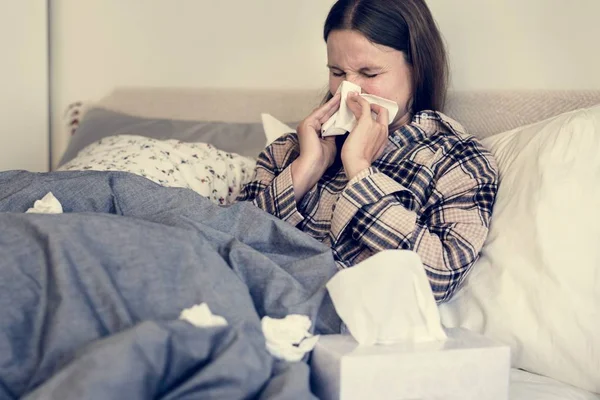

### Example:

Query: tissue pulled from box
xmin=326 ymin=250 xmax=447 ymax=346
xmin=321 ymin=80 xmax=399 ymax=137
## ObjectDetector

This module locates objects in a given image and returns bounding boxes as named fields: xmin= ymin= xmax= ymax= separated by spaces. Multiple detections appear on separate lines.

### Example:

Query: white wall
xmin=428 ymin=0 xmax=600 ymax=90
xmin=50 ymin=0 xmax=600 ymax=165
xmin=0 ymin=1 xmax=49 ymax=172
xmin=50 ymin=0 xmax=336 ymax=166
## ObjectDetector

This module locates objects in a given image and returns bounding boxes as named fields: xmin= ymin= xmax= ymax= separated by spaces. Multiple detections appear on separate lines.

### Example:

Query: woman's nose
xmin=345 ymin=74 xmax=363 ymax=88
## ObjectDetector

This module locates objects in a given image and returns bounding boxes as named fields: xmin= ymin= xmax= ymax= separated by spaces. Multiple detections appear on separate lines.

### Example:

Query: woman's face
xmin=326 ymin=29 xmax=413 ymax=128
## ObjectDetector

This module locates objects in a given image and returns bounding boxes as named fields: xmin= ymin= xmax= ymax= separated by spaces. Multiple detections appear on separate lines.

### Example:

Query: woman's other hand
xmin=341 ymin=92 xmax=389 ymax=179
xmin=291 ymin=93 xmax=341 ymax=200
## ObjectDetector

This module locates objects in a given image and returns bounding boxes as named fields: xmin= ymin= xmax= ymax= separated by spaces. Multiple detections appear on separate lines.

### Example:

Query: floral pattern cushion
xmin=58 ymin=134 xmax=257 ymax=205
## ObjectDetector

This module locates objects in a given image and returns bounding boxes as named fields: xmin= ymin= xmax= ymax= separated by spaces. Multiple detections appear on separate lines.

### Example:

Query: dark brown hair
xmin=323 ymin=0 xmax=448 ymax=113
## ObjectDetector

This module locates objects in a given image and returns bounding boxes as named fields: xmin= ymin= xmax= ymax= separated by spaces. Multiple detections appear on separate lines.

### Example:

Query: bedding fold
xmin=0 ymin=170 xmax=340 ymax=399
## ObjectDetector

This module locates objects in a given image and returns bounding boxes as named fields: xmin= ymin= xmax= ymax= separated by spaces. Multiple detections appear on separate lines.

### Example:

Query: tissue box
xmin=311 ymin=328 xmax=510 ymax=400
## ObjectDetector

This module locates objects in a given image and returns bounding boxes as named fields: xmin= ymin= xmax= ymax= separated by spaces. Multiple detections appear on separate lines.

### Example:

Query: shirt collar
xmin=388 ymin=120 xmax=426 ymax=149
xmin=387 ymin=110 xmax=467 ymax=149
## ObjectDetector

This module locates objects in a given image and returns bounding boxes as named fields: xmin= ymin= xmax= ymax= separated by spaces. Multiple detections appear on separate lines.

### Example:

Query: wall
xmin=0 ymin=1 xmax=49 ymax=172
xmin=50 ymin=0 xmax=336 ymax=165
xmin=427 ymin=0 xmax=600 ymax=90
xmin=50 ymin=0 xmax=600 ymax=165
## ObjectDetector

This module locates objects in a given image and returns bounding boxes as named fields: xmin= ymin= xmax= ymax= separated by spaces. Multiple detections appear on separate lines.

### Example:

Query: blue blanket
xmin=0 ymin=170 xmax=341 ymax=399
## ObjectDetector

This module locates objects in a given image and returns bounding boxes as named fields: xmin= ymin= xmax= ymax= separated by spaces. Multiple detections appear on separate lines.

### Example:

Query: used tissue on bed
xmin=26 ymin=192 xmax=63 ymax=214
xmin=321 ymin=80 xmax=399 ymax=137
xmin=179 ymin=303 xmax=227 ymax=328
xmin=311 ymin=250 xmax=510 ymax=400
xmin=262 ymin=315 xmax=320 ymax=362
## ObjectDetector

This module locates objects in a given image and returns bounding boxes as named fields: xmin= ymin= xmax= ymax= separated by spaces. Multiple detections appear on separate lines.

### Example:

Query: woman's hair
xmin=323 ymin=0 xmax=448 ymax=113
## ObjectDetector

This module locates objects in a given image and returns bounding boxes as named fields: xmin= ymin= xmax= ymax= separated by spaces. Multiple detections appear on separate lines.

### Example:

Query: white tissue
xmin=262 ymin=315 xmax=320 ymax=362
xmin=321 ymin=80 xmax=399 ymax=137
xmin=26 ymin=192 xmax=63 ymax=214
xmin=179 ymin=303 xmax=228 ymax=328
xmin=326 ymin=250 xmax=447 ymax=346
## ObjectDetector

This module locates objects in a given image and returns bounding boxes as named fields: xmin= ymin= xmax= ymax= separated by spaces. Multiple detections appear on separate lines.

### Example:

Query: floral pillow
xmin=59 ymin=134 xmax=257 ymax=205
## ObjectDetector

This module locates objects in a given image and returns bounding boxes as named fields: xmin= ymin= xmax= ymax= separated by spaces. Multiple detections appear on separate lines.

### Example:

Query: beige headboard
xmin=96 ymin=87 xmax=600 ymax=139
xmin=55 ymin=88 xmax=600 ymax=167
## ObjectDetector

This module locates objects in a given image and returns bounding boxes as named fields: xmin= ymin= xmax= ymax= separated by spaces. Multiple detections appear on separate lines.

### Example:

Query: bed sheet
xmin=510 ymin=369 xmax=600 ymax=400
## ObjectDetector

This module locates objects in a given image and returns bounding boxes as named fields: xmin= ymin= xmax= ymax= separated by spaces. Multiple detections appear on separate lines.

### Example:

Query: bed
xmin=3 ymin=87 xmax=599 ymax=399
xmin=509 ymin=369 xmax=600 ymax=400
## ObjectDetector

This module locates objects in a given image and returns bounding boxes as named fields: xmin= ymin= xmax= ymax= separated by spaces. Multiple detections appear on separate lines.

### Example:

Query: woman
xmin=238 ymin=0 xmax=498 ymax=303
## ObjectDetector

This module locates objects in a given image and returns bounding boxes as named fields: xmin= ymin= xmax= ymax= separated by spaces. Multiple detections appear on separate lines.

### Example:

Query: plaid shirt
xmin=238 ymin=111 xmax=498 ymax=302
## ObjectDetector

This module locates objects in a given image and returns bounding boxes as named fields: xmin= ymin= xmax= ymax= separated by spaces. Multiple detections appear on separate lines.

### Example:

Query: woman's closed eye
xmin=331 ymin=71 xmax=378 ymax=78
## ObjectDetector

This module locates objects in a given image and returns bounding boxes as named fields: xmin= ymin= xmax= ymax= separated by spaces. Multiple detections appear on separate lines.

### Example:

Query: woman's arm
xmin=237 ymin=134 xmax=306 ymax=226
xmin=329 ymin=149 xmax=498 ymax=303
xmin=238 ymin=94 xmax=341 ymax=223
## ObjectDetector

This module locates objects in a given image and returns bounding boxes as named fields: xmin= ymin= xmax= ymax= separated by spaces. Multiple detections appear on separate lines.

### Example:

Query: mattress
xmin=510 ymin=369 xmax=600 ymax=400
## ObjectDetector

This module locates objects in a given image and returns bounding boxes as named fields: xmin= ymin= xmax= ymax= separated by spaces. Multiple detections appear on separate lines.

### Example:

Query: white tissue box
xmin=311 ymin=328 xmax=510 ymax=400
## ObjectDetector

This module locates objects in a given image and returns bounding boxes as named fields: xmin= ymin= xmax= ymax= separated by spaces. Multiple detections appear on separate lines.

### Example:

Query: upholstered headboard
xmin=96 ymin=88 xmax=600 ymax=138
xmin=55 ymin=88 xmax=600 ymax=167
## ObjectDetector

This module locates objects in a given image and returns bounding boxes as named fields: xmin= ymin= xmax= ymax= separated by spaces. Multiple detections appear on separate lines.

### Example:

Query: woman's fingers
xmin=346 ymin=92 xmax=372 ymax=122
xmin=317 ymin=99 xmax=342 ymax=128
xmin=314 ymin=93 xmax=341 ymax=122
xmin=297 ymin=93 xmax=340 ymax=141
xmin=371 ymin=104 xmax=389 ymax=127
xmin=346 ymin=93 xmax=362 ymax=119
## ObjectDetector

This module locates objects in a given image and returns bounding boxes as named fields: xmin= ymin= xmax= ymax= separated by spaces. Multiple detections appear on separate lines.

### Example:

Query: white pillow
xmin=439 ymin=105 xmax=600 ymax=394
xmin=261 ymin=113 xmax=296 ymax=145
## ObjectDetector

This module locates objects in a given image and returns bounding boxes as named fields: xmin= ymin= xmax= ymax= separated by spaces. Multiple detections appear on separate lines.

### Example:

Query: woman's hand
xmin=341 ymin=92 xmax=389 ymax=180
xmin=291 ymin=93 xmax=341 ymax=200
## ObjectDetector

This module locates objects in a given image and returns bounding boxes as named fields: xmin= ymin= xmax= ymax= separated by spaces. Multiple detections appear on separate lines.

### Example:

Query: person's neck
xmin=389 ymin=111 xmax=412 ymax=133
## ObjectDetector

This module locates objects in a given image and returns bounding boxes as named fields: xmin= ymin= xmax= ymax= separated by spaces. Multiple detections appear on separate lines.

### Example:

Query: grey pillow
xmin=58 ymin=108 xmax=270 ymax=166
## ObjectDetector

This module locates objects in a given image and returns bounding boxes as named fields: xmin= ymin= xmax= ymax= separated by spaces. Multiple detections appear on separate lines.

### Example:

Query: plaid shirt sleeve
xmin=330 ymin=147 xmax=498 ymax=302
xmin=236 ymin=134 xmax=305 ymax=226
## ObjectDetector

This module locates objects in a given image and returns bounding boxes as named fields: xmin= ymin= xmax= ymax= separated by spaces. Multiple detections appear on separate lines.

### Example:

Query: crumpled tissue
xmin=179 ymin=303 xmax=228 ymax=328
xmin=262 ymin=315 xmax=320 ymax=362
xmin=321 ymin=80 xmax=399 ymax=137
xmin=326 ymin=250 xmax=447 ymax=346
xmin=26 ymin=192 xmax=63 ymax=214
